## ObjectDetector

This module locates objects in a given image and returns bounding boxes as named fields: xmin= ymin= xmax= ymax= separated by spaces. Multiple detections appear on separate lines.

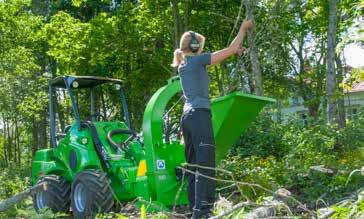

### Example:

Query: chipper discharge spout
xmin=142 ymin=77 xmax=275 ymax=206
xmin=211 ymin=92 xmax=276 ymax=162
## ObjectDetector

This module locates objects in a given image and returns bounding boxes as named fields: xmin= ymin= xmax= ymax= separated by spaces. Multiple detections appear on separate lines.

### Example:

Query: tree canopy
xmin=0 ymin=0 xmax=363 ymax=217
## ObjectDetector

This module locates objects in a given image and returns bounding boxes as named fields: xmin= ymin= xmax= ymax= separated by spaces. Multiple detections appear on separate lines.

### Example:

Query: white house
xmin=280 ymin=81 xmax=364 ymax=124
xmin=345 ymin=81 xmax=364 ymax=118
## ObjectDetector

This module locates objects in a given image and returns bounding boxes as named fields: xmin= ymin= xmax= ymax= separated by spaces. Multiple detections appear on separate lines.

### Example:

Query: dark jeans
xmin=181 ymin=108 xmax=216 ymax=218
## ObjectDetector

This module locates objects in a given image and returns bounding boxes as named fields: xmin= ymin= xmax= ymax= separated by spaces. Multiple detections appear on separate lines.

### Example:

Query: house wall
xmin=345 ymin=91 xmax=364 ymax=118
xmin=279 ymin=91 xmax=364 ymax=124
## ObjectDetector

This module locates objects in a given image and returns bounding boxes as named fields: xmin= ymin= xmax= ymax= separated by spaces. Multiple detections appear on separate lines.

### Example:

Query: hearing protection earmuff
xmin=189 ymin=31 xmax=200 ymax=53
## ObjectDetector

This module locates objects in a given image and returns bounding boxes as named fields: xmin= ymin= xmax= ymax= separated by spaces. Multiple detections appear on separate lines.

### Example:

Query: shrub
xmin=0 ymin=165 xmax=31 ymax=218
xmin=223 ymin=110 xmax=364 ymax=206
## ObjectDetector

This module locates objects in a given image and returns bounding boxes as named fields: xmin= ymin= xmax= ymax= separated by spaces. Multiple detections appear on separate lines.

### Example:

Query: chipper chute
xmin=31 ymin=76 xmax=275 ymax=217
xmin=211 ymin=92 xmax=276 ymax=162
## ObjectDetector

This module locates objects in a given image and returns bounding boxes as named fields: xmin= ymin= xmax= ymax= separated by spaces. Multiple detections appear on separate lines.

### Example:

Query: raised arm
xmin=210 ymin=20 xmax=253 ymax=66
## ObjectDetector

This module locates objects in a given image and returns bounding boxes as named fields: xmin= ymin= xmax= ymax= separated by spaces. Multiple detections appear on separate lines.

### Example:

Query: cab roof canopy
xmin=50 ymin=76 xmax=122 ymax=89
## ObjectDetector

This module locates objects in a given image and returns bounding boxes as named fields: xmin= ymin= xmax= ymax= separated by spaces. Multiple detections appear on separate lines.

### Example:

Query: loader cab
xmin=49 ymin=76 xmax=131 ymax=147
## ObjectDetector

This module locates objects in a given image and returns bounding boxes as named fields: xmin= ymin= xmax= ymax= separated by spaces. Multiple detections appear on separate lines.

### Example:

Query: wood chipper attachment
xmin=142 ymin=77 xmax=275 ymax=208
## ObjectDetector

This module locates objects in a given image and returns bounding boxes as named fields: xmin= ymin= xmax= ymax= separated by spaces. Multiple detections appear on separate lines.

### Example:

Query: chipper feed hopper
xmin=31 ymin=76 xmax=275 ymax=218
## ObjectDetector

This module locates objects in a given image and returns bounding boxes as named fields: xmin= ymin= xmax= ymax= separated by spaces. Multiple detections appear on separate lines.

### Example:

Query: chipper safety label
xmin=156 ymin=160 xmax=166 ymax=170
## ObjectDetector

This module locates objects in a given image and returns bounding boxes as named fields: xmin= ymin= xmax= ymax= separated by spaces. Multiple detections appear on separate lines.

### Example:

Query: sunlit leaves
xmin=72 ymin=0 xmax=85 ymax=7
xmin=44 ymin=11 xmax=91 ymax=72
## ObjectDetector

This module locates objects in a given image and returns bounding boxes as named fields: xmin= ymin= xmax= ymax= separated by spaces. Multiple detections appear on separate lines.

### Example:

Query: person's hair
xmin=171 ymin=31 xmax=205 ymax=68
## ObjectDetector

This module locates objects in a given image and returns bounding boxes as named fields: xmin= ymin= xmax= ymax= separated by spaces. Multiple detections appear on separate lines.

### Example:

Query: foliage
xmin=325 ymin=190 xmax=364 ymax=218
xmin=0 ymin=0 xmax=363 ymax=218
xmin=232 ymin=113 xmax=287 ymax=158
xmin=223 ymin=110 xmax=364 ymax=205
xmin=0 ymin=164 xmax=32 ymax=218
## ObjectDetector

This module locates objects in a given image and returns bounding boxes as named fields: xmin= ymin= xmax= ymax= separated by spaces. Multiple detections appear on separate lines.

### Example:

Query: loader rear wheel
xmin=71 ymin=169 xmax=114 ymax=218
xmin=33 ymin=175 xmax=71 ymax=213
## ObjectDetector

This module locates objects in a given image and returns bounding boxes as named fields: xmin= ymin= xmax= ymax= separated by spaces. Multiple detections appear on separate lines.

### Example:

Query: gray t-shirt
xmin=178 ymin=53 xmax=212 ymax=112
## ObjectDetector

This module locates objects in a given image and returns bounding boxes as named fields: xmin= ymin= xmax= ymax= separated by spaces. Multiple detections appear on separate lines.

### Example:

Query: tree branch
xmin=0 ymin=183 xmax=47 ymax=211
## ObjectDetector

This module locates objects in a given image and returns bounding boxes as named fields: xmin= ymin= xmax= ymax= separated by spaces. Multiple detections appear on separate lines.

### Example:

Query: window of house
xmin=347 ymin=106 xmax=359 ymax=119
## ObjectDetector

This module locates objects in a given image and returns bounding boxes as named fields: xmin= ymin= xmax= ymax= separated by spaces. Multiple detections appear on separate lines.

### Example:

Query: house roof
xmin=350 ymin=81 xmax=364 ymax=93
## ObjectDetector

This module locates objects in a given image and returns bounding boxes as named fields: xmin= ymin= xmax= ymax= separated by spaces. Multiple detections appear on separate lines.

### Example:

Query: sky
xmin=344 ymin=43 xmax=364 ymax=68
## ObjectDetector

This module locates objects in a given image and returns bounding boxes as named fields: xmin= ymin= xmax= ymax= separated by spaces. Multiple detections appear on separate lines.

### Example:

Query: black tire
xmin=33 ymin=175 xmax=71 ymax=213
xmin=71 ymin=169 xmax=114 ymax=219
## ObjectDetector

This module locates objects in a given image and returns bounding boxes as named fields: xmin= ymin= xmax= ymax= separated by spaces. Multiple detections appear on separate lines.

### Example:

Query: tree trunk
xmin=14 ymin=119 xmax=20 ymax=165
xmin=32 ymin=118 xmax=39 ymax=157
xmin=12 ymin=121 xmax=16 ymax=164
xmin=56 ymin=95 xmax=65 ymax=132
xmin=326 ymin=0 xmax=338 ymax=125
xmin=39 ymin=110 xmax=48 ymax=149
xmin=276 ymin=101 xmax=283 ymax=124
xmin=6 ymin=118 xmax=12 ymax=163
xmin=244 ymin=0 xmax=263 ymax=96
xmin=171 ymin=0 xmax=181 ymax=49
xmin=16 ymin=120 xmax=21 ymax=165
xmin=184 ymin=0 xmax=190 ymax=31
xmin=238 ymin=57 xmax=251 ymax=92
xmin=2 ymin=115 xmax=8 ymax=167
xmin=336 ymin=56 xmax=346 ymax=128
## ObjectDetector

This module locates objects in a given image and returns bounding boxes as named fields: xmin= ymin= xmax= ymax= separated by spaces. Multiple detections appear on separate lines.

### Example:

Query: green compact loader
xmin=31 ymin=75 xmax=275 ymax=218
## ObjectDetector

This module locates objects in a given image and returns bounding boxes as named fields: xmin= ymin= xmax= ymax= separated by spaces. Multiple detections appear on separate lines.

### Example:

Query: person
xmin=171 ymin=20 xmax=253 ymax=218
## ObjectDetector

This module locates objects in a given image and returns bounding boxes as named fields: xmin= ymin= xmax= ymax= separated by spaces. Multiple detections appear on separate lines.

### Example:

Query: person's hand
xmin=240 ymin=19 xmax=253 ymax=31
xmin=236 ymin=47 xmax=246 ymax=56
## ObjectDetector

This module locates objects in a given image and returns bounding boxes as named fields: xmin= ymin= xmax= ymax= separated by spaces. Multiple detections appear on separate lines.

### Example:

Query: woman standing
xmin=172 ymin=20 xmax=253 ymax=218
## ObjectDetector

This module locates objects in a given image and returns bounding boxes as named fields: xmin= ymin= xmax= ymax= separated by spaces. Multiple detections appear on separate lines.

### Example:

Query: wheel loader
xmin=31 ymin=75 xmax=275 ymax=218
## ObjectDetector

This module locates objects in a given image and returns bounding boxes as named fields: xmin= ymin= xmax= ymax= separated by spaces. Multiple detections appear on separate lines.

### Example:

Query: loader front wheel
xmin=33 ymin=175 xmax=71 ymax=213
xmin=71 ymin=169 xmax=114 ymax=218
